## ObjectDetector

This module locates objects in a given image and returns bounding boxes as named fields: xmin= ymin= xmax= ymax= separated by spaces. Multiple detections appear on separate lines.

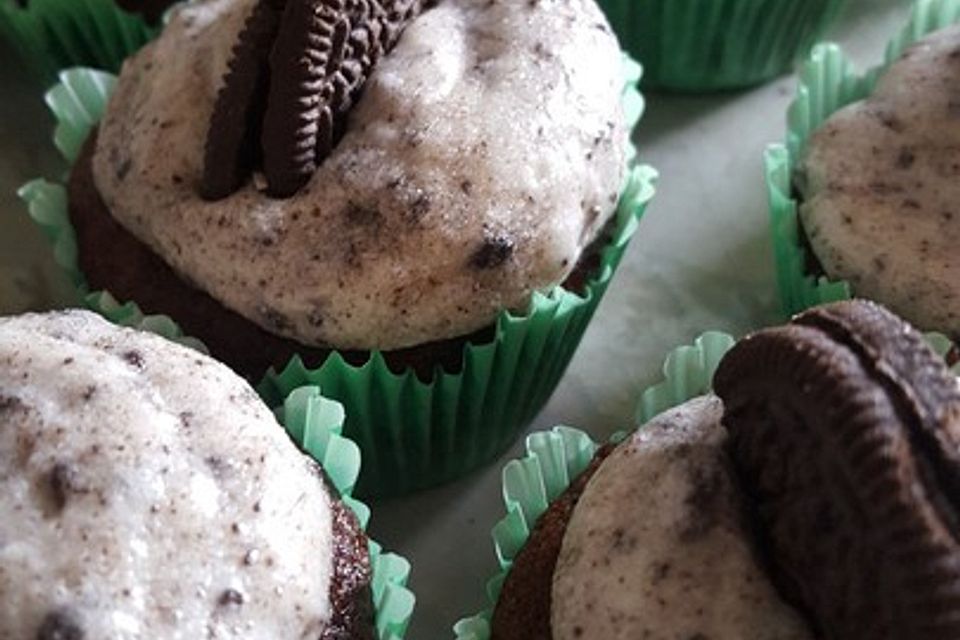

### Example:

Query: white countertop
xmin=0 ymin=1 xmax=914 ymax=636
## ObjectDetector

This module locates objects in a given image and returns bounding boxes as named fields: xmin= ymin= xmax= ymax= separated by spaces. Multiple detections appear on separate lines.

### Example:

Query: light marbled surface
xmin=0 ymin=1 xmax=913 ymax=636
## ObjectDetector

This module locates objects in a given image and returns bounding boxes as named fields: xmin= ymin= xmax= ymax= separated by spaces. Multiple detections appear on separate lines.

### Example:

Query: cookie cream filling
xmin=0 ymin=311 xmax=334 ymax=639
xmin=93 ymin=0 xmax=628 ymax=350
xmin=800 ymin=25 xmax=960 ymax=335
xmin=551 ymin=397 xmax=813 ymax=640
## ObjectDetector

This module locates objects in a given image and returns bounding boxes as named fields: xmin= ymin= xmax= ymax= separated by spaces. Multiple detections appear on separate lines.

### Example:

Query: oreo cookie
xmin=261 ymin=0 xmax=348 ymax=197
xmin=200 ymin=0 xmax=286 ymax=200
xmin=714 ymin=300 xmax=960 ymax=639
xmin=203 ymin=0 xmax=424 ymax=200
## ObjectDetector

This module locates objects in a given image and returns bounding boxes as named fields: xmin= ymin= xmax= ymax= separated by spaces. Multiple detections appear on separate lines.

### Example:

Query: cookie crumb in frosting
xmin=36 ymin=608 xmax=85 ymax=640
xmin=470 ymin=233 xmax=515 ymax=270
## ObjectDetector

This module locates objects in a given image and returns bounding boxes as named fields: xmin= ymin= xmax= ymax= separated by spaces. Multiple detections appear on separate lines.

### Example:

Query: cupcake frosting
xmin=92 ymin=0 xmax=628 ymax=350
xmin=800 ymin=25 xmax=960 ymax=335
xmin=551 ymin=396 xmax=813 ymax=640
xmin=0 ymin=310 xmax=335 ymax=638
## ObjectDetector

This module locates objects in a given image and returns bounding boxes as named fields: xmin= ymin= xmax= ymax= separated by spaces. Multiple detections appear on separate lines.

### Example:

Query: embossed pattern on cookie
xmin=714 ymin=300 xmax=960 ymax=640
xmin=200 ymin=0 xmax=286 ymax=201
xmin=202 ymin=0 xmax=424 ymax=200
xmin=262 ymin=0 xmax=347 ymax=197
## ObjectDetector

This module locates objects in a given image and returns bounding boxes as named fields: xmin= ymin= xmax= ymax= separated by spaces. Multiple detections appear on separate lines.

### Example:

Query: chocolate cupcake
xmin=25 ymin=0 xmax=655 ymax=495
xmin=767 ymin=0 xmax=960 ymax=333
xmin=456 ymin=300 xmax=960 ymax=639
xmin=0 ymin=309 xmax=413 ymax=638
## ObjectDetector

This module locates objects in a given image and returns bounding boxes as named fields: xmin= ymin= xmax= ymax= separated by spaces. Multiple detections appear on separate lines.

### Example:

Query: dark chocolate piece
xmin=490 ymin=445 xmax=615 ymax=640
xmin=714 ymin=299 xmax=960 ymax=639
xmin=200 ymin=0 xmax=286 ymax=201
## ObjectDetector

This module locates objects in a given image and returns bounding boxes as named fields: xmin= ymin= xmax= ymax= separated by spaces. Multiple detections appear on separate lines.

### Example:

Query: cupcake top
xmin=551 ymin=396 xmax=814 ymax=640
xmin=0 ymin=310 xmax=349 ymax=638
xmin=799 ymin=24 xmax=960 ymax=335
xmin=92 ymin=0 xmax=628 ymax=351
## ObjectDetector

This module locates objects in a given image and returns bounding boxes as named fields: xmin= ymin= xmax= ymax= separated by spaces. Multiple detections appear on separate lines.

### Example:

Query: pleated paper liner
xmin=274 ymin=385 xmax=415 ymax=639
xmin=0 ymin=0 xmax=156 ymax=82
xmin=597 ymin=0 xmax=846 ymax=92
xmin=22 ymin=54 xmax=655 ymax=497
xmin=766 ymin=0 xmax=960 ymax=319
xmin=452 ymin=322 xmax=960 ymax=639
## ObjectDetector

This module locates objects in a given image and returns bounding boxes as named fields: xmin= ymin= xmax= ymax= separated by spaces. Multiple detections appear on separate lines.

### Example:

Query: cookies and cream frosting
xmin=800 ymin=25 xmax=960 ymax=336
xmin=92 ymin=0 xmax=628 ymax=350
xmin=0 ymin=310 xmax=335 ymax=638
xmin=551 ymin=396 xmax=813 ymax=640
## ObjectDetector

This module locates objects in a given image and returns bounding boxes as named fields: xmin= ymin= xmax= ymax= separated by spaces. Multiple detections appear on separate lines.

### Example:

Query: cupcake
xmin=767 ymin=0 xmax=960 ymax=330
xmin=455 ymin=299 xmax=960 ymax=639
xmin=0 ymin=309 xmax=413 ymax=638
xmin=0 ymin=0 xmax=159 ymax=81
xmin=597 ymin=0 xmax=847 ymax=92
xmin=24 ymin=0 xmax=655 ymax=496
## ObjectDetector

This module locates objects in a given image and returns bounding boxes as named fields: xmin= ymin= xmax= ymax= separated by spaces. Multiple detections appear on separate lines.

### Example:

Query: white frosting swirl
xmin=0 ymin=310 xmax=334 ymax=639
xmin=552 ymin=397 xmax=813 ymax=640
xmin=93 ymin=0 xmax=628 ymax=349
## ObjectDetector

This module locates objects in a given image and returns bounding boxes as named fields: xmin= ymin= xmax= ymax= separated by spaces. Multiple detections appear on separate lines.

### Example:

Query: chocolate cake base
xmin=67 ymin=133 xmax=600 ymax=383
xmin=325 ymin=496 xmax=375 ymax=640
xmin=489 ymin=444 xmax=614 ymax=640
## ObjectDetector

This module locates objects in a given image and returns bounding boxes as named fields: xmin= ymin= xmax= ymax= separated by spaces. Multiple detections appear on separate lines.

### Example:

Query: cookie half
xmin=714 ymin=299 xmax=960 ymax=639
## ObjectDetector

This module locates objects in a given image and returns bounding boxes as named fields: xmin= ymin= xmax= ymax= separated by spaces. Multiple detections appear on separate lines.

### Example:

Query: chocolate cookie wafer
xmin=262 ymin=0 xmax=348 ymax=197
xmin=714 ymin=300 xmax=960 ymax=639
xmin=319 ymin=0 xmax=424 ymax=152
xmin=203 ymin=0 xmax=424 ymax=199
xmin=200 ymin=0 xmax=286 ymax=200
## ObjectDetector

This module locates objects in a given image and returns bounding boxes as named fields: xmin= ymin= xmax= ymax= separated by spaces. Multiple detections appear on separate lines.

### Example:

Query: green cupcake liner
xmin=597 ymin=0 xmax=847 ymax=92
xmin=766 ymin=0 xmax=960 ymax=320
xmin=0 ymin=0 xmax=155 ymax=82
xmin=452 ymin=320 xmax=960 ymax=639
xmin=274 ymin=385 xmax=415 ymax=639
xmin=22 ymin=54 xmax=655 ymax=497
